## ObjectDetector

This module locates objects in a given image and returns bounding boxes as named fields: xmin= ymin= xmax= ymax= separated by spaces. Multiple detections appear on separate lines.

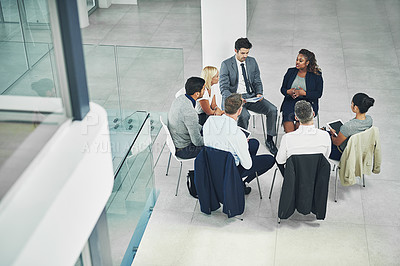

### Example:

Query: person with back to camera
xmin=329 ymin=93 xmax=375 ymax=160
xmin=203 ymin=93 xmax=275 ymax=195
xmin=220 ymin=37 xmax=278 ymax=155
xmin=280 ymin=49 xmax=323 ymax=133
xmin=276 ymin=100 xmax=331 ymax=176
xmin=196 ymin=66 xmax=224 ymax=125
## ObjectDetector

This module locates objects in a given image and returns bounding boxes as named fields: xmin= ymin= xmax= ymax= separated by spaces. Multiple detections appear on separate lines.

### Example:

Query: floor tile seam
xmin=363 ymin=223 xmax=400 ymax=229
xmin=190 ymin=200 xmax=198 ymax=222
xmin=334 ymin=1 xmax=350 ymax=101
xmin=384 ymin=1 xmax=400 ymax=69
xmin=360 ymin=178 xmax=400 ymax=184
xmin=151 ymin=207 xmax=197 ymax=216
xmin=246 ymin=0 xmax=257 ymax=33
xmin=291 ymin=0 xmax=296 ymax=49
xmin=273 ymin=218 xmax=278 ymax=266
xmin=361 ymin=191 xmax=372 ymax=265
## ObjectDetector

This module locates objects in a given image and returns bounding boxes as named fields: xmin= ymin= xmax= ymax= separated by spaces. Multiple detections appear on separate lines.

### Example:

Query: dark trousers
xmin=238 ymin=98 xmax=278 ymax=136
xmin=175 ymin=143 xmax=204 ymax=159
xmin=198 ymin=113 xmax=209 ymax=126
xmin=237 ymin=139 xmax=275 ymax=183
xmin=329 ymin=142 xmax=342 ymax=161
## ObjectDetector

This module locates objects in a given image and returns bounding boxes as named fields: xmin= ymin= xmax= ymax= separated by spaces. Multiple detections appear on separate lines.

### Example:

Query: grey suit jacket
xmin=219 ymin=55 xmax=263 ymax=107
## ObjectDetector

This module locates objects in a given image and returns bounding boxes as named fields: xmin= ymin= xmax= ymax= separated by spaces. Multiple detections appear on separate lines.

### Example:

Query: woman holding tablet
xmin=329 ymin=93 xmax=375 ymax=160
xmin=197 ymin=66 xmax=224 ymax=125
xmin=280 ymin=49 xmax=323 ymax=133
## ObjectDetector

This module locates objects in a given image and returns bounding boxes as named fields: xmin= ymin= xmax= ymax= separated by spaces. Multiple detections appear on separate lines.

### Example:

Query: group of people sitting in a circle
xmin=168 ymin=37 xmax=375 ymax=195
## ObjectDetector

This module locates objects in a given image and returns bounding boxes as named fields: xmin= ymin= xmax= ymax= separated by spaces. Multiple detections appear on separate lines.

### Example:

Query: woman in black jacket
xmin=280 ymin=49 xmax=323 ymax=133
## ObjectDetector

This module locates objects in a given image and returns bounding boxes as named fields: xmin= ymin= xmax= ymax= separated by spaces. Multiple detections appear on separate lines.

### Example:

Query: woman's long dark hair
xmin=299 ymin=49 xmax=321 ymax=75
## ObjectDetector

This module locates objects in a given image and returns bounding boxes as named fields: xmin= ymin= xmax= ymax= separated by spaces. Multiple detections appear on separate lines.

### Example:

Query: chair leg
xmin=252 ymin=115 xmax=256 ymax=128
xmin=175 ymin=162 xmax=183 ymax=196
xmin=275 ymin=113 xmax=281 ymax=144
xmin=269 ymin=168 xmax=277 ymax=199
xmin=261 ymin=115 xmax=267 ymax=141
xmin=362 ymin=174 xmax=365 ymax=187
xmin=166 ymin=152 xmax=172 ymax=176
xmin=277 ymin=217 xmax=281 ymax=224
xmin=255 ymin=172 xmax=262 ymax=199
xmin=334 ymin=166 xmax=338 ymax=202
xmin=317 ymin=113 xmax=320 ymax=128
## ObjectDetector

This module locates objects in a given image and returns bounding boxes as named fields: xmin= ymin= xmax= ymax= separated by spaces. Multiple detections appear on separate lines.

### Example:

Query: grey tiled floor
xmin=82 ymin=0 xmax=400 ymax=265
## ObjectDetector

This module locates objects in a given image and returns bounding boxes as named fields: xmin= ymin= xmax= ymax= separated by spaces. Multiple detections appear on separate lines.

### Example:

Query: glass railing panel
xmin=2 ymin=42 xmax=56 ymax=96
xmin=116 ymin=46 xmax=184 ymax=119
xmin=83 ymin=44 xmax=120 ymax=111
xmin=0 ymin=0 xmax=20 ymax=23
xmin=109 ymin=111 xmax=149 ymax=175
xmin=83 ymin=44 xmax=183 ymax=264
xmin=0 ymin=17 xmax=22 ymax=42
xmin=105 ymin=116 xmax=156 ymax=266
xmin=24 ymin=0 xmax=50 ymax=24
xmin=0 ymin=41 xmax=28 ymax=94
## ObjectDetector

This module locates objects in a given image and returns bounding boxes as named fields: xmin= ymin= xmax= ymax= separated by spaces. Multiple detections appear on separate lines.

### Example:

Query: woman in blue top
xmin=329 ymin=93 xmax=375 ymax=160
xmin=280 ymin=49 xmax=323 ymax=133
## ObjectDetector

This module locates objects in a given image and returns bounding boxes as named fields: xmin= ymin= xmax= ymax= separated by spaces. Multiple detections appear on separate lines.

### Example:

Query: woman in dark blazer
xmin=280 ymin=49 xmax=323 ymax=133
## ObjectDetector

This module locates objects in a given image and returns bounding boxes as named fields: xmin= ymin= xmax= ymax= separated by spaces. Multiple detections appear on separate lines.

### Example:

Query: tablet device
xmin=238 ymin=127 xmax=251 ymax=139
xmin=327 ymin=119 xmax=343 ymax=136
xmin=245 ymin=96 xmax=263 ymax=103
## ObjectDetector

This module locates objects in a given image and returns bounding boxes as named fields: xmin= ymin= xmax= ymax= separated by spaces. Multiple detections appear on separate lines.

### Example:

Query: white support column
xmin=98 ymin=0 xmax=112 ymax=8
xmin=112 ymin=0 xmax=137 ymax=4
xmin=76 ymin=0 xmax=89 ymax=28
xmin=201 ymin=0 xmax=247 ymax=69
xmin=98 ymin=0 xmax=137 ymax=7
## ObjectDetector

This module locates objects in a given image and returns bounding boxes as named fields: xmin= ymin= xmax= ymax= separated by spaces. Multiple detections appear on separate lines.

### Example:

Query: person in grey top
xmin=168 ymin=77 xmax=205 ymax=159
xmin=220 ymin=38 xmax=278 ymax=155
xmin=329 ymin=93 xmax=375 ymax=160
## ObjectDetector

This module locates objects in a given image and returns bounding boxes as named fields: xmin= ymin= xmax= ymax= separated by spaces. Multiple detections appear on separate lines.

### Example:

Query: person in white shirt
xmin=196 ymin=66 xmax=224 ymax=125
xmin=203 ymin=93 xmax=275 ymax=194
xmin=276 ymin=100 xmax=331 ymax=175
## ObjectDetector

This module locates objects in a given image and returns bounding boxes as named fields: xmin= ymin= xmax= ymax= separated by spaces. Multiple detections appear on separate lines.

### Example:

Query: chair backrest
xmin=159 ymin=116 xmax=177 ymax=155
xmin=339 ymin=126 xmax=381 ymax=185
xmin=195 ymin=146 xmax=244 ymax=218
xmin=175 ymin=87 xmax=185 ymax=98
xmin=342 ymin=126 xmax=379 ymax=154
xmin=279 ymin=153 xmax=331 ymax=220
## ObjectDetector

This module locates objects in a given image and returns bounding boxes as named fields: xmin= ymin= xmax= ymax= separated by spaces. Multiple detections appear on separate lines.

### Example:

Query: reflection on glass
xmin=86 ymin=0 xmax=95 ymax=12
xmin=0 ymin=0 xmax=66 ymax=195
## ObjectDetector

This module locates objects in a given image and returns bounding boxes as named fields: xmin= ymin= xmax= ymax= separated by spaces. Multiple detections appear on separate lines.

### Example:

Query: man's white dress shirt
xmin=203 ymin=114 xmax=252 ymax=169
xmin=235 ymin=57 xmax=248 ymax=95
xmin=276 ymin=125 xmax=331 ymax=164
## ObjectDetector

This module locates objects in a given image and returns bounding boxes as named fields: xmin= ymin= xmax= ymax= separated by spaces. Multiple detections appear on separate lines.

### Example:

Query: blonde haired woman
xmin=197 ymin=66 xmax=224 ymax=125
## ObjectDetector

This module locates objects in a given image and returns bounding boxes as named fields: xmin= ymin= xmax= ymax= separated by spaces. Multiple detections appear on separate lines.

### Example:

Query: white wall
xmin=201 ymin=0 xmax=247 ymax=107
xmin=0 ymin=103 xmax=114 ymax=266
xmin=201 ymin=0 xmax=247 ymax=69
xmin=77 ymin=0 xmax=89 ymax=28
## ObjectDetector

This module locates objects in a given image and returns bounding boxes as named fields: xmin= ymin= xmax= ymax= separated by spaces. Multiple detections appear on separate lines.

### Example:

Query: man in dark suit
xmin=220 ymin=38 xmax=278 ymax=155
